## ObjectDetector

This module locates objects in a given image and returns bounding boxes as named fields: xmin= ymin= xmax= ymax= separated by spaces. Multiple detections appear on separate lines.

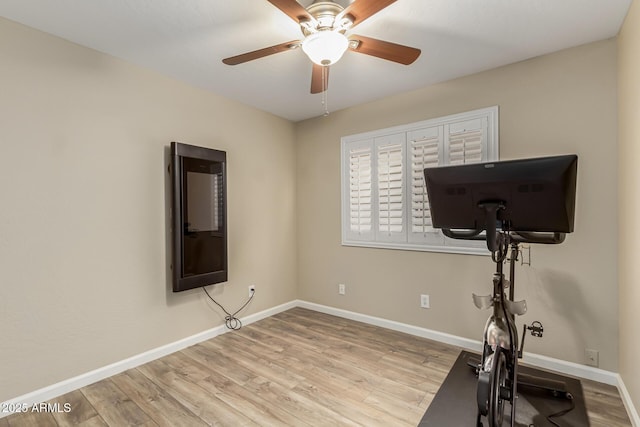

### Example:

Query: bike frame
xmin=475 ymin=238 xmax=522 ymax=427
xmin=467 ymin=229 xmax=568 ymax=426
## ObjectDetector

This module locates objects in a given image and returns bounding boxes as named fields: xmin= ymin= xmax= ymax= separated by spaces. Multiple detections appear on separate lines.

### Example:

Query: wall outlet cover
xmin=421 ymin=294 xmax=430 ymax=309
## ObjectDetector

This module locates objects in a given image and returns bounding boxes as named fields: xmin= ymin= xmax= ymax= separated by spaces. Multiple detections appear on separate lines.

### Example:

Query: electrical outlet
xmin=248 ymin=285 xmax=255 ymax=297
xmin=585 ymin=349 xmax=599 ymax=367
xmin=338 ymin=283 xmax=346 ymax=295
xmin=420 ymin=294 xmax=430 ymax=309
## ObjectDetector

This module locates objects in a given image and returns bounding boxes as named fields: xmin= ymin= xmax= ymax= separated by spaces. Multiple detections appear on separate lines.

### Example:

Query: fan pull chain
xmin=322 ymin=65 xmax=329 ymax=116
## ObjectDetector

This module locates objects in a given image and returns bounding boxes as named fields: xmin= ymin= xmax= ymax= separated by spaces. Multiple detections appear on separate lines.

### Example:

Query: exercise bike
xmin=444 ymin=203 xmax=572 ymax=427
xmin=423 ymin=154 xmax=579 ymax=427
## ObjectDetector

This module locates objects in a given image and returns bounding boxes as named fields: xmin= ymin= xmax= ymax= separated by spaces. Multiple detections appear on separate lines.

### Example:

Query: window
xmin=341 ymin=106 xmax=499 ymax=255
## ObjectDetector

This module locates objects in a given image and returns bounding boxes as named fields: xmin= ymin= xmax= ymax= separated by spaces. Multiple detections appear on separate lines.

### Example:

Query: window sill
xmin=341 ymin=240 xmax=490 ymax=256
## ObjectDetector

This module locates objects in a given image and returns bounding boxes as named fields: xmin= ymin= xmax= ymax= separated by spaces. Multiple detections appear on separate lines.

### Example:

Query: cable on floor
xmin=547 ymin=392 xmax=575 ymax=426
xmin=527 ymin=392 xmax=575 ymax=427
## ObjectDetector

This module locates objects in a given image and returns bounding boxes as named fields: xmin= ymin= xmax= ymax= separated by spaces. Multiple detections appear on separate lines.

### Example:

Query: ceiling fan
xmin=222 ymin=0 xmax=421 ymax=94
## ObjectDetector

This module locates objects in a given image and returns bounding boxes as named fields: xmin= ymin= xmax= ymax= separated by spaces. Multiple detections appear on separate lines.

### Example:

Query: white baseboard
xmin=296 ymin=300 xmax=620 ymax=386
xmin=520 ymin=351 xmax=618 ymax=386
xmin=618 ymin=374 xmax=640 ymax=427
xmin=0 ymin=300 xmax=297 ymax=419
xmin=3 ymin=298 xmax=637 ymax=425
xmin=296 ymin=300 xmax=484 ymax=352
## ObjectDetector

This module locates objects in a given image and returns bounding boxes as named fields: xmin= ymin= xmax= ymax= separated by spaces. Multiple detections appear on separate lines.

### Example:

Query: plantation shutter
xmin=407 ymin=126 xmax=445 ymax=245
xmin=446 ymin=117 xmax=488 ymax=165
xmin=376 ymin=134 xmax=405 ymax=242
xmin=444 ymin=117 xmax=490 ymax=250
xmin=346 ymin=141 xmax=374 ymax=241
xmin=341 ymin=106 xmax=498 ymax=254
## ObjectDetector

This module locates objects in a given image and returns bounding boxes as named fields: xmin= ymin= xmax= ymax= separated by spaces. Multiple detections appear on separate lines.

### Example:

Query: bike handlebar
xmin=509 ymin=231 xmax=566 ymax=244
xmin=442 ymin=229 xmax=566 ymax=245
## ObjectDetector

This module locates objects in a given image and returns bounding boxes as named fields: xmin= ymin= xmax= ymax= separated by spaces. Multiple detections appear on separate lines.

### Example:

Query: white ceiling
xmin=0 ymin=0 xmax=632 ymax=122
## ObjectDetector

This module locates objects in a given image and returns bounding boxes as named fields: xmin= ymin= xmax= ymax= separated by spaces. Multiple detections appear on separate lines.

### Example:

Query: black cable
xmin=202 ymin=286 xmax=254 ymax=330
xmin=547 ymin=392 xmax=575 ymax=426
xmin=526 ymin=392 xmax=575 ymax=427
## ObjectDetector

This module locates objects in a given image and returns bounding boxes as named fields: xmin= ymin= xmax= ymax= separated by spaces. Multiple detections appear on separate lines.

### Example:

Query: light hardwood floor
xmin=2 ymin=307 xmax=632 ymax=426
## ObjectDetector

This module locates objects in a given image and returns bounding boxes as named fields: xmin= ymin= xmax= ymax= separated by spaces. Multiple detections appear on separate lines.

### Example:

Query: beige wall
xmin=296 ymin=39 xmax=619 ymax=371
xmin=0 ymin=17 xmax=297 ymax=402
xmin=618 ymin=0 xmax=640 ymax=414
xmin=0 ymin=8 xmax=629 ymax=406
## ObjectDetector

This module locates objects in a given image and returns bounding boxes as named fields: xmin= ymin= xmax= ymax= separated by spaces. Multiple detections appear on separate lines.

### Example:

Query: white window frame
xmin=340 ymin=106 xmax=499 ymax=255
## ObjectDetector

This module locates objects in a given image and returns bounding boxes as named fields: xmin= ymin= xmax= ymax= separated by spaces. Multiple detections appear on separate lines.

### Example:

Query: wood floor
xmin=2 ymin=307 xmax=632 ymax=426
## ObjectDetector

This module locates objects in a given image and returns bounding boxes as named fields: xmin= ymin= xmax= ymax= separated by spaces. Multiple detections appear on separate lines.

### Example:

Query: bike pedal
xmin=528 ymin=320 xmax=544 ymax=337
xmin=467 ymin=358 xmax=481 ymax=374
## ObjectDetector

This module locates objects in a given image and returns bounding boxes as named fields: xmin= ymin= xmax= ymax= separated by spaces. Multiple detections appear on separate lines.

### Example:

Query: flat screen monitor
xmin=171 ymin=142 xmax=227 ymax=292
xmin=423 ymin=155 xmax=577 ymax=233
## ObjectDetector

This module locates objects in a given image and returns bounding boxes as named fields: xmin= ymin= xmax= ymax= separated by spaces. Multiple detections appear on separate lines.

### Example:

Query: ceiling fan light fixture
xmin=301 ymin=31 xmax=349 ymax=66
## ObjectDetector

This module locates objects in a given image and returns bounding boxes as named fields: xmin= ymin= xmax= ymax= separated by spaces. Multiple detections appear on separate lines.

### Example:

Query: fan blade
xmin=222 ymin=41 xmax=300 ymax=65
xmin=349 ymin=35 xmax=421 ymax=65
xmin=311 ymin=64 xmax=329 ymax=94
xmin=267 ymin=0 xmax=314 ymax=24
xmin=338 ymin=0 xmax=397 ymax=28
